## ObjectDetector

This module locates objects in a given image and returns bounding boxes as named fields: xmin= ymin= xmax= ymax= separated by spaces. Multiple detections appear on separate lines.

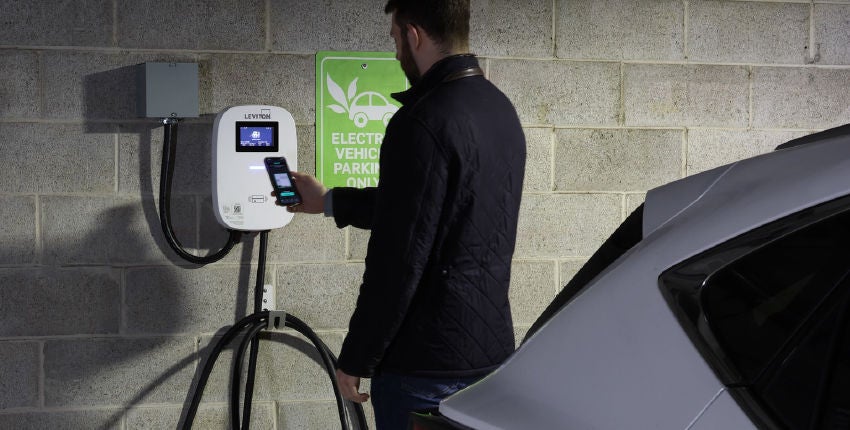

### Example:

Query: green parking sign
xmin=316 ymin=51 xmax=409 ymax=188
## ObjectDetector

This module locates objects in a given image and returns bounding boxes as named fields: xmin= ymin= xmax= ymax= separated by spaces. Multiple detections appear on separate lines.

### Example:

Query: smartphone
xmin=264 ymin=157 xmax=302 ymax=206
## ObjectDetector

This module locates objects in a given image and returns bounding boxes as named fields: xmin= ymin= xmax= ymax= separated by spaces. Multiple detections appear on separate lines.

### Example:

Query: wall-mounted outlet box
xmin=137 ymin=62 xmax=199 ymax=118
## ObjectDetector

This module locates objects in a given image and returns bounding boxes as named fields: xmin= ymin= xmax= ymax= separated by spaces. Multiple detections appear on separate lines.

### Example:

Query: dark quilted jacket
xmin=333 ymin=54 xmax=526 ymax=378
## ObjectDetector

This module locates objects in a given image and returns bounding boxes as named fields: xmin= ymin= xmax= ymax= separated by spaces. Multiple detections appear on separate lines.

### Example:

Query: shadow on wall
xmin=72 ymin=65 xmax=331 ymax=428
xmin=83 ymin=64 xmax=138 ymax=129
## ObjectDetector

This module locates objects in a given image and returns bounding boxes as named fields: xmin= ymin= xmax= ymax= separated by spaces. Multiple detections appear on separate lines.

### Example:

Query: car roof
xmin=644 ymin=124 xmax=850 ymax=244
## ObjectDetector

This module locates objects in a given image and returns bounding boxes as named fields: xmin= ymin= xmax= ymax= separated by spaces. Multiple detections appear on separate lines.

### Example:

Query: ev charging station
xmin=138 ymin=62 xmax=366 ymax=430
xmin=212 ymin=105 xmax=297 ymax=231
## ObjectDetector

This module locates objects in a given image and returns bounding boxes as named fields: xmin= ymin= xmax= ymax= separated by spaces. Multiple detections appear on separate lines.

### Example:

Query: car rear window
xmin=701 ymin=210 xmax=850 ymax=381
xmin=660 ymin=196 xmax=850 ymax=429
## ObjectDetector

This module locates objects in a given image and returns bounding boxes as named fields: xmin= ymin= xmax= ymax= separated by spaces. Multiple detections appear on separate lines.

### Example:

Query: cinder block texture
xmin=514 ymin=325 xmax=530 ymax=344
xmin=271 ymin=0 xmax=393 ymax=52
xmin=815 ymin=5 xmax=850 ymax=65
xmin=0 ymin=196 xmax=36 ymax=264
xmin=126 ymin=403 xmax=274 ymax=429
xmin=0 ymin=51 xmax=39 ymax=119
xmin=688 ymin=1 xmax=809 ymax=64
xmin=0 ymin=342 xmax=39 ymax=409
xmin=117 ymin=0 xmax=265 ymax=51
xmin=296 ymin=125 xmax=318 ymax=175
xmin=471 ymin=0 xmax=553 ymax=58
xmin=554 ymin=129 xmax=682 ymax=192
xmin=0 ymin=0 xmax=112 ymax=47
xmin=523 ymin=127 xmax=553 ymax=192
xmin=267 ymin=215 xmax=347 ymax=263
xmin=752 ymin=67 xmax=850 ymax=129
xmin=559 ymin=259 xmax=586 ymax=287
xmin=200 ymin=54 xmax=315 ymax=123
xmin=624 ymin=193 xmax=646 ymax=219
xmin=348 ymin=227 xmax=371 ymax=261
xmin=0 ymin=268 xmax=120 ymax=336
xmin=687 ymin=129 xmax=807 ymax=175
xmin=624 ymin=64 xmax=749 ymax=127
xmin=490 ymin=59 xmax=620 ymax=126
xmin=275 ymin=263 xmax=363 ymax=330
xmin=556 ymin=0 xmax=684 ymax=61
xmin=41 ymin=196 xmax=196 ymax=265
xmin=510 ymin=261 xmax=557 ymax=326
xmin=515 ymin=194 xmax=621 ymax=258
xmin=43 ymin=337 xmax=196 ymax=407
xmin=0 ymin=123 xmax=114 ymax=194
xmin=0 ymin=411 xmax=120 ymax=430
xmin=125 ymin=266 xmax=258 ymax=334
xmin=119 ymin=122 xmax=215 ymax=195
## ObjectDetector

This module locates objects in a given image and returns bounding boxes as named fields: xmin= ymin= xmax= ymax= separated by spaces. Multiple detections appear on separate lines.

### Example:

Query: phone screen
xmin=264 ymin=157 xmax=302 ymax=206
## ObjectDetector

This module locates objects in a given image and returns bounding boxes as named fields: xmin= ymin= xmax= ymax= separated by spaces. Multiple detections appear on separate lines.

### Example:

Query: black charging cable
xmin=160 ymin=118 xmax=242 ymax=264
xmin=236 ymin=230 xmax=268 ymax=429
xmin=230 ymin=321 xmax=266 ymax=429
xmin=182 ymin=310 xmax=368 ymax=430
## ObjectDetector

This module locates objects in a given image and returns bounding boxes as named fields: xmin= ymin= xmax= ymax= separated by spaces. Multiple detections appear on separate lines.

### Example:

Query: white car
xmin=411 ymin=123 xmax=850 ymax=430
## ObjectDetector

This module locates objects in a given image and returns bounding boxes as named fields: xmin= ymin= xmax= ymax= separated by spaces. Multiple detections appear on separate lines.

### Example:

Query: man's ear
xmin=405 ymin=23 xmax=422 ymax=50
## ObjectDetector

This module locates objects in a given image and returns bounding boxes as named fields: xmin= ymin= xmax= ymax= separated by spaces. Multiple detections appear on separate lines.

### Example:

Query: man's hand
xmin=336 ymin=368 xmax=369 ymax=403
xmin=285 ymin=171 xmax=328 ymax=214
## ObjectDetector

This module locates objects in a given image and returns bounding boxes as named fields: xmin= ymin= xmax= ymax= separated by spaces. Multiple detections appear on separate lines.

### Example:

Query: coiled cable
xmin=160 ymin=118 xmax=241 ymax=264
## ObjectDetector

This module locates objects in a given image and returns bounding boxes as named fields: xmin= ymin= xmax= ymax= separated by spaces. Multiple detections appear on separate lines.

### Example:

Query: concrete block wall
xmin=0 ymin=0 xmax=847 ymax=428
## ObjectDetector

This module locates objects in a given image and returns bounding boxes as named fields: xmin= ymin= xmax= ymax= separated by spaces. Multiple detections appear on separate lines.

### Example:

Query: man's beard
xmin=399 ymin=35 xmax=421 ymax=86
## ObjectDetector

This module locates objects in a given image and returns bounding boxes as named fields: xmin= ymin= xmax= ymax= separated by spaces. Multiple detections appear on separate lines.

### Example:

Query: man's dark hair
xmin=385 ymin=0 xmax=470 ymax=53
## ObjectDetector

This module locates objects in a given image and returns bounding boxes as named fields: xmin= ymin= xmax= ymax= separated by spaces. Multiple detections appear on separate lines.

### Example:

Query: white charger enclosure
xmin=212 ymin=105 xmax=297 ymax=231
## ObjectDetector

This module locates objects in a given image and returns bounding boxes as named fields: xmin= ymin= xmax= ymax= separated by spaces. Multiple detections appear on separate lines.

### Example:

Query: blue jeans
xmin=370 ymin=372 xmax=481 ymax=430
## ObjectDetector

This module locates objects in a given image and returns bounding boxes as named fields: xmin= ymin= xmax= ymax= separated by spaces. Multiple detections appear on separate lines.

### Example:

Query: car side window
xmin=660 ymin=198 xmax=850 ymax=430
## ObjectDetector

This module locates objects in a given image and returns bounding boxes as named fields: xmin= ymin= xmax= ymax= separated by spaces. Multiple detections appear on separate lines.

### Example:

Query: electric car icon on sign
xmin=349 ymin=91 xmax=398 ymax=128
xmin=409 ymin=123 xmax=850 ymax=430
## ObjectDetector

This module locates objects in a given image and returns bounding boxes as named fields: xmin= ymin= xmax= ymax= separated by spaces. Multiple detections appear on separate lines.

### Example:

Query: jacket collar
xmin=392 ymin=54 xmax=480 ymax=106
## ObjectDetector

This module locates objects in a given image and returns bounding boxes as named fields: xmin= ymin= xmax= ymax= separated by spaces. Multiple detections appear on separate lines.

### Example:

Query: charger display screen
xmin=236 ymin=121 xmax=278 ymax=152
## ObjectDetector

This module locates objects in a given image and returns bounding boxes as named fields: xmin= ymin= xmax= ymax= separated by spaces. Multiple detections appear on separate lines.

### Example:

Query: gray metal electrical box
xmin=137 ymin=62 xmax=199 ymax=118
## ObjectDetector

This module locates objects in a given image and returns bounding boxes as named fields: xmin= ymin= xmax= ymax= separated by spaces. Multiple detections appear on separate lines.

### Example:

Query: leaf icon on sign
xmin=327 ymin=74 xmax=349 ymax=113
xmin=348 ymin=77 xmax=359 ymax=102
